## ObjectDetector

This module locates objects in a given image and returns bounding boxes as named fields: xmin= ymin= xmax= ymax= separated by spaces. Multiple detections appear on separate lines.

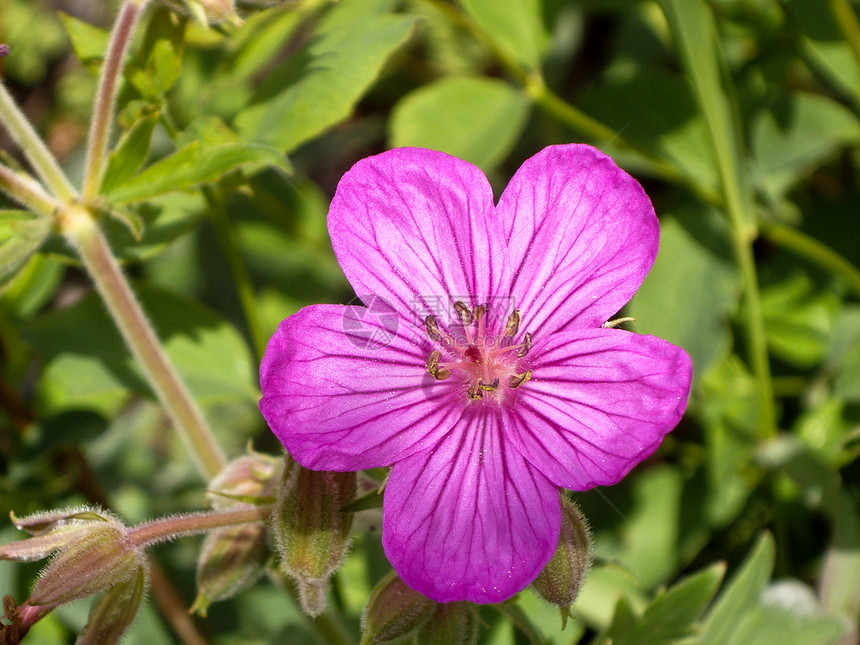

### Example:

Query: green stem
xmin=127 ymin=505 xmax=273 ymax=548
xmin=202 ymin=185 xmax=268 ymax=362
xmin=82 ymin=0 xmax=149 ymax=199
xmin=60 ymin=207 xmax=226 ymax=480
xmin=0 ymin=83 xmax=77 ymax=202
xmin=828 ymin=0 xmax=860 ymax=77
xmin=760 ymin=220 xmax=860 ymax=298
xmin=0 ymin=163 xmax=62 ymax=217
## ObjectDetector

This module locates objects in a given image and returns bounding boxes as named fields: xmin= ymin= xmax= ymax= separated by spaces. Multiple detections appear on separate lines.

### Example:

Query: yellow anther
xmin=508 ymin=370 xmax=532 ymax=389
xmin=424 ymin=315 xmax=442 ymax=341
xmin=479 ymin=378 xmax=500 ymax=391
xmin=517 ymin=332 xmax=532 ymax=358
xmin=467 ymin=384 xmax=484 ymax=401
xmin=453 ymin=300 xmax=474 ymax=326
xmin=504 ymin=309 xmax=521 ymax=337
xmin=425 ymin=350 xmax=450 ymax=380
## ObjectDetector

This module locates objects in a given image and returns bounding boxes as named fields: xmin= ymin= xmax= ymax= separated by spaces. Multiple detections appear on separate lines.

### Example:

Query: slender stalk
xmin=828 ymin=0 xmax=860 ymax=77
xmin=82 ymin=0 xmax=149 ymax=199
xmin=761 ymin=220 xmax=860 ymax=298
xmin=127 ymin=505 xmax=273 ymax=548
xmin=0 ymin=83 xmax=77 ymax=202
xmin=59 ymin=206 xmax=226 ymax=480
xmin=0 ymin=163 xmax=62 ymax=217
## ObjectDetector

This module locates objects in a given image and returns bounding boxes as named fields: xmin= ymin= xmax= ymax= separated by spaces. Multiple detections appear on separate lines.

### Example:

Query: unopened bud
xmin=532 ymin=496 xmax=592 ymax=628
xmin=77 ymin=564 xmax=148 ymax=645
xmin=207 ymin=450 xmax=281 ymax=510
xmin=31 ymin=522 xmax=143 ymax=607
xmin=272 ymin=457 xmax=356 ymax=616
xmin=415 ymin=602 xmax=477 ymax=645
xmin=191 ymin=524 xmax=268 ymax=616
xmin=360 ymin=571 xmax=436 ymax=645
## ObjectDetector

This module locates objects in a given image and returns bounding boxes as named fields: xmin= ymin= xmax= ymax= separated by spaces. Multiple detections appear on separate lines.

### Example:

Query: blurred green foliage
xmin=1 ymin=0 xmax=859 ymax=643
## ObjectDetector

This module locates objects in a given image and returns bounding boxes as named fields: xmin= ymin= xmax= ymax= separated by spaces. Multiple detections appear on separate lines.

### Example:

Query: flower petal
xmin=506 ymin=328 xmax=692 ymax=490
xmin=328 ymin=148 xmax=507 ymax=328
xmin=382 ymin=409 xmax=561 ymax=603
xmin=496 ymin=144 xmax=658 ymax=334
xmin=259 ymin=305 xmax=462 ymax=471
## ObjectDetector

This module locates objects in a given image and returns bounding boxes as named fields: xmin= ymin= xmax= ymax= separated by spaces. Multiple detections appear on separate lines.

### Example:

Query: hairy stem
xmin=0 ymin=83 xmax=77 ymax=202
xmin=82 ymin=0 xmax=149 ymax=199
xmin=0 ymin=163 xmax=62 ymax=217
xmin=60 ymin=207 xmax=226 ymax=480
xmin=127 ymin=505 xmax=272 ymax=548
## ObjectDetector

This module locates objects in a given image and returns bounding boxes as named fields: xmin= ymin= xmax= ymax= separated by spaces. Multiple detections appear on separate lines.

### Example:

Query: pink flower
xmin=260 ymin=145 xmax=692 ymax=603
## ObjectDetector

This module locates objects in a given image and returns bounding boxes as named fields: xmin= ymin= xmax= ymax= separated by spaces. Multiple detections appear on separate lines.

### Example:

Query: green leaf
xmin=783 ymin=0 xmax=860 ymax=102
xmin=58 ymin=12 xmax=109 ymax=68
xmin=458 ymin=0 xmax=549 ymax=71
xmin=105 ymin=141 xmax=291 ymax=204
xmin=100 ymin=113 xmax=160 ymax=196
xmin=752 ymin=92 xmax=860 ymax=202
xmin=0 ymin=215 xmax=53 ymax=290
xmin=761 ymin=273 xmax=841 ymax=368
xmin=728 ymin=600 xmax=848 ymax=645
xmin=700 ymin=533 xmax=775 ymax=644
xmin=601 ymin=563 xmax=725 ymax=645
xmin=699 ymin=356 xmax=760 ymax=526
xmin=235 ymin=4 xmax=417 ymax=152
xmin=389 ymin=76 xmax=530 ymax=173
xmin=24 ymin=284 xmax=258 ymax=416
xmin=628 ymin=214 xmax=738 ymax=380
xmin=658 ymin=0 xmax=755 ymax=225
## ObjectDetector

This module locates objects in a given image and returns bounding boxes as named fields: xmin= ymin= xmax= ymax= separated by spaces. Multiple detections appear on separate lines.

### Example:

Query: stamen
xmin=517 ymin=332 xmax=532 ymax=358
xmin=467 ymin=384 xmax=484 ymax=400
xmin=504 ymin=309 xmax=521 ymax=337
xmin=424 ymin=315 xmax=442 ymax=341
xmin=453 ymin=300 xmax=474 ymax=326
xmin=473 ymin=304 xmax=487 ymax=322
xmin=426 ymin=350 xmax=450 ymax=380
xmin=508 ymin=370 xmax=532 ymax=389
xmin=479 ymin=378 xmax=500 ymax=391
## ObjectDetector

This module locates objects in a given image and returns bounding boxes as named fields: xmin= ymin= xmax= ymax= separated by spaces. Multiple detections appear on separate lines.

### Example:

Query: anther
xmin=479 ymin=378 xmax=500 ymax=391
xmin=467 ymin=384 xmax=484 ymax=400
xmin=517 ymin=332 xmax=532 ymax=358
xmin=425 ymin=350 xmax=450 ymax=380
xmin=424 ymin=315 xmax=442 ymax=341
xmin=504 ymin=309 xmax=521 ymax=337
xmin=508 ymin=370 xmax=532 ymax=389
xmin=453 ymin=301 xmax=474 ymax=326
xmin=474 ymin=304 xmax=487 ymax=322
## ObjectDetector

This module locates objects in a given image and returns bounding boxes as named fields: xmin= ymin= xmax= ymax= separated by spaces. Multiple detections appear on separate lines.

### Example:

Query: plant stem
xmin=0 ymin=83 xmax=77 ymax=202
xmin=82 ymin=0 xmax=149 ymax=199
xmin=127 ymin=505 xmax=273 ymax=548
xmin=59 ymin=206 xmax=226 ymax=480
xmin=760 ymin=220 xmax=860 ymax=298
xmin=0 ymin=163 xmax=62 ymax=217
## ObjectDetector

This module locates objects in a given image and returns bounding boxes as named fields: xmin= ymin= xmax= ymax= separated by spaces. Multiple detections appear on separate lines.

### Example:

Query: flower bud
xmin=0 ymin=507 xmax=145 ymax=609
xmin=360 ymin=571 xmax=435 ymax=645
xmin=532 ymin=496 xmax=592 ymax=628
xmin=191 ymin=524 xmax=268 ymax=616
xmin=415 ymin=602 xmax=478 ymax=645
xmin=271 ymin=457 xmax=356 ymax=616
xmin=77 ymin=564 xmax=148 ymax=645
xmin=30 ymin=522 xmax=143 ymax=607
xmin=207 ymin=450 xmax=281 ymax=510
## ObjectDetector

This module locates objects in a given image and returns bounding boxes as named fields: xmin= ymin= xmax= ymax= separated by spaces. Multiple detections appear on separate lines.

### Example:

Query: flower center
xmin=424 ymin=301 xmax=532 ymax=402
